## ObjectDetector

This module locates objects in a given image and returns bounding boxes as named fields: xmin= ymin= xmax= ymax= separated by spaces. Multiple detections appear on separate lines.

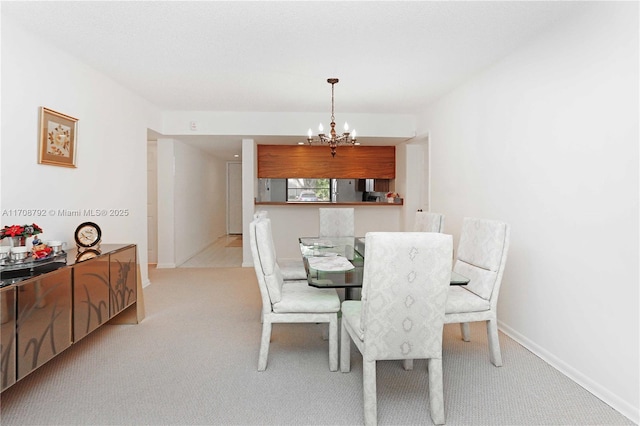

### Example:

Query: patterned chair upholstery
xmin=319 ymin=208 xmax=355 ymax=238
xmin=253 ymin=210 xmax=307 ymax=280
xmin=413 ymin=211 xmax=445 ymax=233
xmin=402 ymin=211 xmax=445 ymax=370
xmin=249 ymin=217 xmax=340 ymax=371
xmin=445 ymin=217 xmax=510 ymax=367
xmin=340 ymin=232 xmax=453 ymax=425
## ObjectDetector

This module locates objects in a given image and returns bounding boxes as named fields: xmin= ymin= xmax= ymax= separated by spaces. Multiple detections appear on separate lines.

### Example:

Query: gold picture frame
xmin=38 ymin=107 xmax=78 ymax=168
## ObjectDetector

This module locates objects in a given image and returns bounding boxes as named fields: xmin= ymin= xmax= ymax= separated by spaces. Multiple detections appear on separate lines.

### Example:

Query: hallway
xmin=179 ymin=234 xmax=243 ymax=268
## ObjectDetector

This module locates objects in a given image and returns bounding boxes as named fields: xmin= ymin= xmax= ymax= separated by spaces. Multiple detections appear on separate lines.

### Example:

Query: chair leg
xmin=486 ymin=319 xmax=503 ymax=367
xmin=460 ymin=322 xmax=471 ymax=342
xmin=321 ymin=323 xmax=329 ymax=340
xmin=427 ymin=358 xmax=445 ymax=425
xmin=340 ymin=320 xmax=351 ymax=373
xmin=402 ymin=359 xmax=414 ymax=370
xmin=328 ymin=316 xmax=338 ymax=371
xmin=363 ymin=359 xmax=377 ymax=426
xmin=258 ymin=320 xmax=272 ymax=371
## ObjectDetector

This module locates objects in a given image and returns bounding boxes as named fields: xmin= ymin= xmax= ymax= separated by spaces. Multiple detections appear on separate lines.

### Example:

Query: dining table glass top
xmin=298 ymin=236 xmax=470 ymax=291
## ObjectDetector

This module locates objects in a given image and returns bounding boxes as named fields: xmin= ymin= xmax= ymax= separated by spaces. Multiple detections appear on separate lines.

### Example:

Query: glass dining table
xmin=299 ymin=236 xmax=470 ymax=300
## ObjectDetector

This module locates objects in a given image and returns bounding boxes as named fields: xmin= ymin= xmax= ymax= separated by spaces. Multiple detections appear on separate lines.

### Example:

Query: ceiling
xmin=2 ymin=1 xmax=588 ymax=160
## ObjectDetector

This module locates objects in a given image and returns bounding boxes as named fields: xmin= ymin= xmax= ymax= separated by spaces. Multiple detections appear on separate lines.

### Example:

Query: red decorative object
xmin=0 ymin=223 xmax=43 ymax=239
xmin=32 ymin=246 xmax=53 ymax=259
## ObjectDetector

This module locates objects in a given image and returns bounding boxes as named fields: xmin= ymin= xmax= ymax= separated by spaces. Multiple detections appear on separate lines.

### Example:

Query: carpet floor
xmin=0 ymin=267 xmax=633 ymax=425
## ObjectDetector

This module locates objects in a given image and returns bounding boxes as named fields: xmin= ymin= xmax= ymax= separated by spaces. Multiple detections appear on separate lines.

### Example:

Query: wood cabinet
xmin=0 ymin=244 xmax=142 ymax=392
xmin=258 ymin=145 xmax=395 ymax=179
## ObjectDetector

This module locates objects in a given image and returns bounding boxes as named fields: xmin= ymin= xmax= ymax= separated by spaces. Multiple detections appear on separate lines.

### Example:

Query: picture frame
xmin=38 ymin=107 xmax=78 ymax=168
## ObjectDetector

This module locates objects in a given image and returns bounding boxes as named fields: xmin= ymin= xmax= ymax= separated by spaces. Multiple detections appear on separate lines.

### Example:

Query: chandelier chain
xmin=331 ymin=82 xmax=335 ymax=123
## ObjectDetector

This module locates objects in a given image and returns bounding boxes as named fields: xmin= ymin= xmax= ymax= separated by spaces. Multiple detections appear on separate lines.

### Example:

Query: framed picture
xmin=38 ymin=107 xmax=78 ymax=168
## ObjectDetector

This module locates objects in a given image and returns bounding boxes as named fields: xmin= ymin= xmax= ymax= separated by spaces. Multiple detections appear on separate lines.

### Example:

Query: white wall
xmin=156 ymin=139 xmax=176 ymax=268
xmin=162 ymin=111 xmax=416 ymax=140
xmin=1 ymin=19 xmax=161 ymax=286
xmin=173 ymin=140 xmax=227 ymax=265
xmin=396 ymin=142 xmax=426 ymax=230
xmin=242 ymin=139 xmax=256 ymax=266
xmin=418 ymin=3 xmax=638 ymax=422
xmin=155 ymin=138 xmax=227 ymax=267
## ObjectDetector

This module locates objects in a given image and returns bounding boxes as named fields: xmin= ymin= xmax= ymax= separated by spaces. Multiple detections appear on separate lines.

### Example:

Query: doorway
xmin=147 ymin=141 xmax=158 ymax=264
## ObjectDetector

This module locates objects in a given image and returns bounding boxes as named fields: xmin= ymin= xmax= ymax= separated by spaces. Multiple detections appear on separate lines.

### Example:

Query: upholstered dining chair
xmin=253 ymin=210 xmax=269 ymax=220
xmin=319 ymin=207 xmax=355 ymax=238
xmin=445 ymin=217 xmax=510 ymax=367
xmin=249 ymin=217 xmax=340 ymax=371
xmin=401 ymin=211 xmax=448 ymax=370
xmin=413 ymin=211 xmax=445 ymax=233
xmin=253 ymin=210 xmax=307 ymax=280
xmin=341 ymin=232 xmax=453 ymax=425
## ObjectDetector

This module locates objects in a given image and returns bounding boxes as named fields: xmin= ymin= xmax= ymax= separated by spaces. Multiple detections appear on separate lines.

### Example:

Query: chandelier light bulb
xmin=319 ymin=123 xmax=324 ymax=133
xmin=344 ymin=122 xmax=349 ymax=131
xmin=352 ymin=130 xmax=356 ymax=139
xmin=308 ymin=128 xmax=312 ymax=138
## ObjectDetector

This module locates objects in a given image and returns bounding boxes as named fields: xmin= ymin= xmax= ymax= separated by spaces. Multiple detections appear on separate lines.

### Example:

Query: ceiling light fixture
xmin=307 ymin=78 xmax=356 ymax=157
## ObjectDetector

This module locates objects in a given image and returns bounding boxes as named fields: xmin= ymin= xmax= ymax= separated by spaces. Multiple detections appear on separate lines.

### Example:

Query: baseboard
xmin=155 ymin=262 xmax=176 ymax=269
xmin=499 ymin=321 xmax=638 ymax=424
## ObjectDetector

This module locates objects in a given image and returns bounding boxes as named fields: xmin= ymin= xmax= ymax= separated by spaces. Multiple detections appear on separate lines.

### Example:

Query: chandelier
xmin=307 ymin=78 xmax=357 ymax=157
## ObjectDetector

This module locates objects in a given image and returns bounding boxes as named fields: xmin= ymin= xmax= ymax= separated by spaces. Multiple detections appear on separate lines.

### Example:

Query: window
xmin=287 ymin=178 xmax=331 ymax=202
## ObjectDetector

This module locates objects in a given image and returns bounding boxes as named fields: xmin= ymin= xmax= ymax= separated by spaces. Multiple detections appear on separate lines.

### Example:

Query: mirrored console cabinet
xmin=0 ymin=244 xmax=142 ymax=392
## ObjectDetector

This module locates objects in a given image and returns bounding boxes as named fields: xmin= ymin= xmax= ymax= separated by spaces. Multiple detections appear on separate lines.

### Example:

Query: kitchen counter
xmin=249 ymin=204 xmax=404 ymax=259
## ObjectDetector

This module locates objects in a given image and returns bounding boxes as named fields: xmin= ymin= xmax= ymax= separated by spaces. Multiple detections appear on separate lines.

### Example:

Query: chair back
xmin=414 ymin=211 xmax=445 ymax=232
xmin=249 ymin=218 xmax=285 ymax=309
xmin=319 ymin=208 xmax=355 ymax=237
xmin=360 ymin=232 xmax=452 ymax=361
xmin=454 ymin=217 xmax=510 ymax=305
xmin=253 ymin=210 xmax=269 ymax=220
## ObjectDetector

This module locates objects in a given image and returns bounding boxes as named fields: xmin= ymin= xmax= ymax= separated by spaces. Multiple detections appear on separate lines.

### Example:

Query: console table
xmin=0 ymin=244 xmax=144 ymax=392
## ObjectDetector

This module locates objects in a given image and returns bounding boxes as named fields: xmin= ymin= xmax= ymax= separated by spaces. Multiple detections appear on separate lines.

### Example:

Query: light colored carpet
xmin=0 ymin=267 xmax=633 ymax=425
